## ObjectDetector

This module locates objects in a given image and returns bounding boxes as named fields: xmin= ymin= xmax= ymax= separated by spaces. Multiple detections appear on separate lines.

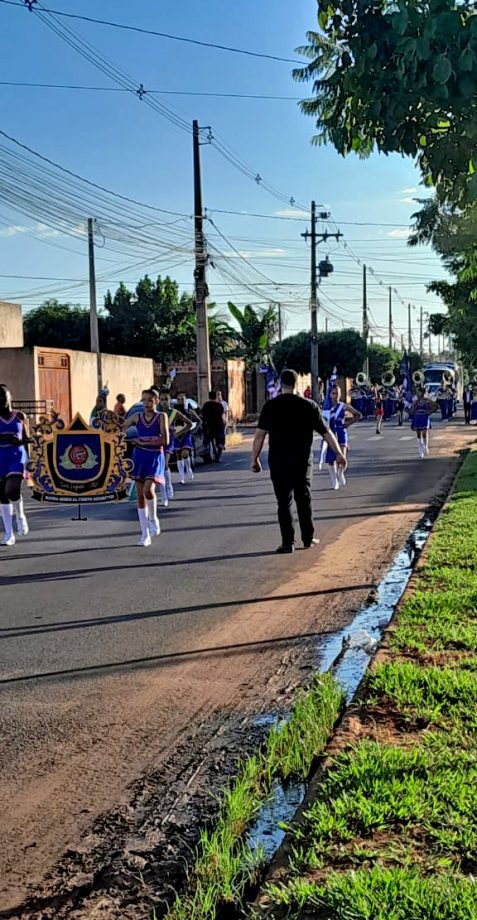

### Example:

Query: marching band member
xmin=124 ymin=389 xmax=169 ymax=546
xmin=410 ymin=388 xmax=438 ymax=458
xmin=325 ymin=384 xmax=361 ymax=489
xmin=160 ymin=391 xmax=192 ymax=499
xmin=174 ymin=393 xmax=201 ymax=483
xmin=0 ymin=384 xmax=30 ymax=546
xmin=374 ymin=387 xmax=385 ymax=434
xmin=396 ymin=387 xmax=405 ymax=426
xmin=471 ymin=387 xmax=477 ymax=425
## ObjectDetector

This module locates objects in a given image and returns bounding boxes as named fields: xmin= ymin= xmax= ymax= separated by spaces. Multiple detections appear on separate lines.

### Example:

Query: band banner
xmin=28 ymin=412 xmax=132 ymax=503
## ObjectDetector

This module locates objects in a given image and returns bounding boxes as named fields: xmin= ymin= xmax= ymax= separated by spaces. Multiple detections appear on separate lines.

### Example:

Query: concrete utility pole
xmin=408 ymin=303 xmax=412 ymax=352
xmin=388 ymin=287 xmax=393 ymax=349
xmin=362 ymin=264 xmax=369 ymax=376
xmin=192 ymin=120 xmax=211 ymax=406
xmin=277 ymin=303 xmax=283 ymax=342
xmin=301 ymin=203 xmax=342 ymax=400
xmin=325 ymin=317 xmax=329 ymax=332
xmin=87 ymin=217 xmax=102 ymax=394
xmin=419 ymin=306 xmax=424 ymax=358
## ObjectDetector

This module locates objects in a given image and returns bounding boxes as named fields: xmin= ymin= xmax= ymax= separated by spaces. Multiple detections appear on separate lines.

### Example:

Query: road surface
xmin=0 ymin=416 xmax=474 ymax=914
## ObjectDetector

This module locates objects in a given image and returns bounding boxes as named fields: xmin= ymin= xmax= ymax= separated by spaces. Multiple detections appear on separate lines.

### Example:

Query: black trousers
xmin=464 ymin=403 xmax=471 ymax=424
xmin=270 ymin=462 xmax=314 ymax=547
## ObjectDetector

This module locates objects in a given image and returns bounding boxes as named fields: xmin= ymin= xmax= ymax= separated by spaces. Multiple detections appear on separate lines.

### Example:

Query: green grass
xmin=256 ymin=451 xmax=477 ymax=920
xmin=166 ymin=673 xmax=344 ymax=920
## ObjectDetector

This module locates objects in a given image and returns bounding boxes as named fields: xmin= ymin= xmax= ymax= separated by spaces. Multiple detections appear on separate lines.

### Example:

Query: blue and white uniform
xmin=471 ymin=398 xmax=477 ymax=423
xmin=411 ymin=402 xmax=431 ymax=431
xmin=0 ymin=412 xmax=24 ymax=480
xmin=325 ymin=402 xmax=348 ymax=464
xmin=173 ymin=408 xmax=194 ymax=452
xmin=131 ymin=412 xmax=165 ymax=484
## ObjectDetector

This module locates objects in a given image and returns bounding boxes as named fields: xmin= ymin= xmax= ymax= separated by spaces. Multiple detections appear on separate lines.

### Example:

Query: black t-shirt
xmin=258 ymin=393 xmax=328 ymax=468
xmin=202 ymin=400 xmax=225 ymax=432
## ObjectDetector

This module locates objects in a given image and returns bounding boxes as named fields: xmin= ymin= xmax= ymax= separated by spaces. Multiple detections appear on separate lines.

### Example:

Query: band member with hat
xmin=0 ymin=383 xmax=30 ymax=546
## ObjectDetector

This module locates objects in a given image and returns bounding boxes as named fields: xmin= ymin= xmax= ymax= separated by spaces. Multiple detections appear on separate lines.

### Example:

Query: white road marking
xmin=367 ymin=435 xmax=384 ymax=441
xmin=399 ymin=436 xmax=414 ymax=441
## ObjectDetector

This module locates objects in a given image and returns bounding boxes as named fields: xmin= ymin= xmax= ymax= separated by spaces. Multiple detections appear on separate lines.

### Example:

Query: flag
xmin=400 ymin=351 xmax=413 ymax=405
xmin=323 ymin=367 xmax=338 ymax=410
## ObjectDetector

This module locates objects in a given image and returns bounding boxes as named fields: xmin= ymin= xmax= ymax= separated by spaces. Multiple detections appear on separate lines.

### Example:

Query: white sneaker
xmin=179 ymin=478 xmax=185 ymax=485
xmin=17 ymin=516 xmax=29 ymax=536
xmin=137 ymin=534 xmax=152 ymax=547
xmin=1 ymin=534 xmax=15 ymax=547
xmin=166 ymin=490 xmax=174 ymax=500
xmin=149 ymin=519 xmax=161 ymax=537
xmin=333 ymin=481 xmax=340 ymax=490
xmin=187 ymin=470 xmax=194 ymax=481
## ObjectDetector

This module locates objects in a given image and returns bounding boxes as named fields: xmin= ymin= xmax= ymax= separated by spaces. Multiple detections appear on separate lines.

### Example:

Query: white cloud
xmin=0 ymin=224 xmax=29 ymax=238
xmin=386 ymin=228 xmax=411 ymax=239
xmin=273 ymin=208 xmax=309 ymax=219
xmin=219 ymin=248 xmax=288 ymax=260
xmin=399 ymin=197 xmax=417 ymax=205
xmin=36 ymin=223 xmax=60 ymax=239
xmin=400 ymin=187 xmax=417 ymax=195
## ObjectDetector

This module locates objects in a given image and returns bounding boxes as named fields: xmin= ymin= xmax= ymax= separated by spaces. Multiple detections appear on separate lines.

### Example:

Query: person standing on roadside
xmin=251 ymin=369 xmax=347 ymax=554
xmin=463 ymin=384 xmax=472 ymax=425
xmin=202 ymin=390 xmax=226 ymax=463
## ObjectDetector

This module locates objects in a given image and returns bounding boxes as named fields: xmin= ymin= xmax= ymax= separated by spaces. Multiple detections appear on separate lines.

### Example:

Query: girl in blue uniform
xmin=0 ymin=384 xmax=29 ymax=546
xmin=174 ymin=393 xmax=200 ymax=483
xmin=125 ymin=390 xmax=169 ymax=546
xmin=160 ymin=392 xmax=193 ymax=497
xmin=410 ymin=389 xmax=438 ymax=458
xmin=325 ymin=385 xmax=361 ymax=489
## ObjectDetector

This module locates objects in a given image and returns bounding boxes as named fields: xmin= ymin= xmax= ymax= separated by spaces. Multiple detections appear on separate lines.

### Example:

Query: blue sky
xmin=0 ymin=0 xmax=448 ymax=349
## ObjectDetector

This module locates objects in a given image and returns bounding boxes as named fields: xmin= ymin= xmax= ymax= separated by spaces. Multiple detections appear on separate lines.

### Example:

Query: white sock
xmin=338 ymin=467 xmax=346 ymax=486
xmin=165 ymin=469 xmax=174 ymax=499
xmin=12 ymin=497 xmax=28 ymax=534
xmin=146 ymin=496 xmax=160 ymax=534
xmin=185 ymin=456 xmax=193 ymax=477
xmin=137 ymin=507 xmax=149 ymax=539
xmin=1 ymin=503 xmax=14 ymax=540
xmin=418 ymin=440 xmax=424 ymax=457
xmin=329 ymin=467 xmax=338 ymax=489
xmin=177 ymin=459 xmax=185 ymax=481
xmin=160 ymin=483 xmax=168 ymax=505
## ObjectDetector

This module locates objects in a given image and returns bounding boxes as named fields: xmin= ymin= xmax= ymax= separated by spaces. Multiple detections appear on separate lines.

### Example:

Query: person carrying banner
xmin=124 ymin=389 xmax=169 ymax=546
xmin=0 ymin=384 xmax=30 ymax=546
xmin=325 ymin=384 xmax=362 ymax=489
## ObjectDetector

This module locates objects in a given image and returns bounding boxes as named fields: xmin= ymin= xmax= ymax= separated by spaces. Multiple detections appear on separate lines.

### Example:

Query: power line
xmin=0 ymin=80 xmax=302 ymax=101
xmin=0 ymin=0 xmax=302 ymax=64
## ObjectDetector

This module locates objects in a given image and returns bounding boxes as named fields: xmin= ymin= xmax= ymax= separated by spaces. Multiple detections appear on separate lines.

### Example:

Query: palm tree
xmin=226 ymin=302 xmax=279 ymax=368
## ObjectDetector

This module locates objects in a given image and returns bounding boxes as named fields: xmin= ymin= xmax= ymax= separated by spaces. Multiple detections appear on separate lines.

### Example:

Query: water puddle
xmin=245 ymin=516 xmax=433 ymax=867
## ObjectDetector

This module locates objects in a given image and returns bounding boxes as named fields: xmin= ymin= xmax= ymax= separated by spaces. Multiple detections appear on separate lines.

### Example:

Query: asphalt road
xmin=0 ymin=415 xmax=474 ymax=912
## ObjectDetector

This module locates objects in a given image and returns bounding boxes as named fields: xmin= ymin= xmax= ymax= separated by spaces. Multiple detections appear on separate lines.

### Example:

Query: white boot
xmin=177 ymin=459 xmax=186 ymax=484
xmin=337 ymin=467 xmax=346 ymax=487
xmin=137 ymin=507 xmax=151 ymax=546
xmin=1 ymin=504 xmax=15 ymax=546
xmin=185 ymin=456 xmax=194 ymax=481
xmin=418 ymin=439 xmax=425 ymax=459
xmin=146 ymin=496 xmax=160 ymax=536
xmin=159 ymin=484 xmax=169 ymax=508
xmin=12 ymin=497 xmax=29 ymax=536
xmin=165 ymin=469 xmax=174 ymax=500
xmin=318 ymin=441 xmax=326 ymax=471
xmin=329 ymin=467 xmax=339 ymax=490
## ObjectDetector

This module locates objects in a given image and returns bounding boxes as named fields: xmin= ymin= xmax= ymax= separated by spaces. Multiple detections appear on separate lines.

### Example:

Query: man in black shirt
xmin=251 ymin=369 xmax=347 ymax=553
xmin=202 ymin=390 xmax=226 ymax=462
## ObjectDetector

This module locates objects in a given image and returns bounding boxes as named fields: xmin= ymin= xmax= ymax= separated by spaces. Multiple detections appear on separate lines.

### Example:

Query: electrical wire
xmin=0 ymin=80 xmax=302 ymax=101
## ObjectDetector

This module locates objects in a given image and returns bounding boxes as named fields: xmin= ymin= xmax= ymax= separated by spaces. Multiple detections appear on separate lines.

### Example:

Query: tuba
xmin=442 ymin=369 xmax=454 ymax=386
xmin=356 ymin=371 xmax=368 ymax=387
xmin=381 ymin=371 xmax=396 ymax=388
xmin=412 ymin=370 xmax=425 ymax=386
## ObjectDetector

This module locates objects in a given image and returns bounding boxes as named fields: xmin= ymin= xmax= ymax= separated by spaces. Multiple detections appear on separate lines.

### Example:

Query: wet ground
xmin=0 ymin=418 xmax=474 ymax=917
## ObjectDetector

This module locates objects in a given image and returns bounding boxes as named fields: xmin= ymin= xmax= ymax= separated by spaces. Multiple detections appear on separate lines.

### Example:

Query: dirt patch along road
xmin=0 ymin=419 xmax=473 ymax=914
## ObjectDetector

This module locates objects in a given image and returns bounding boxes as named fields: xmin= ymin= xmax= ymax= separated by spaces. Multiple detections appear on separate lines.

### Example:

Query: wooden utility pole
xmin=388 ymin=287 xmax=392 ymax=349
xmin=301 ymin=205 xmax=341 ymax=400
xmin=408 ymin=302 xmax=412 ymax=352
xmin=277 ymin=303 xmax=283 ymax=341
xmin=362 ymin=264 xmax=369 ymax=376
xmin=193 ymin=120 xmax=211 ymax=406
xmin=88 ymin=217 xmax=102 ymax=394
xmin=419 ymin=305 xmax=424 ymax=358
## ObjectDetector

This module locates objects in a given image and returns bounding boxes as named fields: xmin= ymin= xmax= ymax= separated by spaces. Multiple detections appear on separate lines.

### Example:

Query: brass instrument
xmin=412 ymin=370 xmax=425 ymax=386
xmin=442 ymin=369 xmax=455 ymax=386
xmin=356 ymin=371 xmax=368 ymax=387
xmin=381 ymin=371 xmax=396 ymax=388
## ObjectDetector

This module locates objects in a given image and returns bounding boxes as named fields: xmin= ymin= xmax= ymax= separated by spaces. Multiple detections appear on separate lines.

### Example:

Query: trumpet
xmin=381 ymin=371 xmax=396 ymax=388
xmin=356 ymin=371 xmax=368 ymax=387
xmin=412 ymin=370 xmax=425 ymax=386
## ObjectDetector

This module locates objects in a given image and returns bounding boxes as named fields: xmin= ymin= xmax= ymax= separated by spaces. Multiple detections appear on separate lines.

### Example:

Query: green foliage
xmin=23 ymin=300 xmax=93 ymax=350
xmin=368 ymin=343 xmax=401 ymax=382
xmin=294 ymin=0 xmax=477 ymax=207
xmin=273 ymin=328 xmax=366 ymax=378
xmin=226 ymin=302 xmax=278 ymax=368
xmin=428 ymin=312 xmax=451 ymax=336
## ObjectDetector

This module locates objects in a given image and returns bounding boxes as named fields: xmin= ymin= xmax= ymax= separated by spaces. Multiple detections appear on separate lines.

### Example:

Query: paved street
xmin=0 ymin=417 xmax=474 ymax=912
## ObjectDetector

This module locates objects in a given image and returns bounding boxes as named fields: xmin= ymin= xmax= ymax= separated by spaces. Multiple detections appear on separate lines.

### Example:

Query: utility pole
xmin=388 ymin=287 xmax=392 ymax=349
xmin=362 ymin=264 xmax=369 ymax=376
xmin=401 ymin=333 xmax=405 ymax=352
xmin=301 ymin=203 xmax=342 ymax=400
xmin=193 ymin=120 xmax=211 ymax=406
xmin=325 ymin=317 xmax=329 ymax=333
xmin=87 ymin=217 xmax=102 ymax=394
xmin=277 ymin=303 xmax=283 ymax=342
xmin=408 ymin=302 xmax=412 ymax=352
xmin=419 ymin=306 xmax=424 ymax=358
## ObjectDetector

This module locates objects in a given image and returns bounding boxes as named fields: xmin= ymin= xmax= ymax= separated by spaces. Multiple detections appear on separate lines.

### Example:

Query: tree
xmin=428 ymin=313 xmax=450 ymax=336
xmin=226 ymin=303 xmax=279 ymax=368
xmin=273 ymin=329 xmax=366 ymax=379
xmin=23 ymin=300 xmax=93 ymax=350
xmin=368 ymin=344 xmax=401 ymax=382
xmin=294 ymin=0 xmax=477 ymax=207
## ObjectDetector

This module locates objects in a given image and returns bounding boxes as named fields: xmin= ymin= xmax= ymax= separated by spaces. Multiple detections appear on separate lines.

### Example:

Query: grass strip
xmin=165 ymin=672 xmax=344 ymax=920
xmin=257 ymin=451 xmax=477 ymax=920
